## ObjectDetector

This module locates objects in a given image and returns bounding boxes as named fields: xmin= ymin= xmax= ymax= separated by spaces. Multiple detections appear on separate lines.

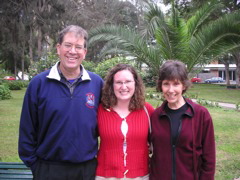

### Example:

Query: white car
xmin=205 ymin=77 xmax=224 ymax=83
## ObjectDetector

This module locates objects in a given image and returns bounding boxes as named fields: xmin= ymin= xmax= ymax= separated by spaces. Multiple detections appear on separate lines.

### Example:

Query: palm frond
xmin=188 ymin=10 xmax=240 ymax=69
xmin=187 ymin=0 xmax=223 ymax=37
xmin=89 ymin=24 xmax=164 ymax=75
xmin=142 ymin=3 xmax=168 ymax=40
xmin=89 ymin=1 xmax=240 ymax=76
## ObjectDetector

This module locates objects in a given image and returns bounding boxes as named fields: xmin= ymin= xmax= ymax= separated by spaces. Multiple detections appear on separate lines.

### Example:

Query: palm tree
xmin=88 ymin=0 xmax=240 ymax=76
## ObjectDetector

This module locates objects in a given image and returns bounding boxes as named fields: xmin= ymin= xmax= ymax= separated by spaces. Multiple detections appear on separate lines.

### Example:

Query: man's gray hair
xmin=58 ymin=25 xmax=88 ymax=47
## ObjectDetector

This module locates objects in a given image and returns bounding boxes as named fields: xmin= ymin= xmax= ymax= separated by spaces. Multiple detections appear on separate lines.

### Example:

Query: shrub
xmin=185 ymin=92 xmax=199 ymax=99
xmin=196 ymin=98 xmax=220 ymax=108
xmin=94 ymin=57 xmax=133 ymax=79
xmin=0 ymin=69 xmax=12 ymax=78
xmin=0 ymin=85 xmax=11 ymax=100
xmin=82 ymin=60 xmax=96 ymax=72
xmin=19 ymin=80 xmax=29 ymax=88
xmin=236 ymin=102 xmax=240 ymax=111
xmin=4 ymin=81 xmax=26 ymax=90
xmin=28 ymin=51 xmax=58 ymax=79
xmin=141 ymin=71 xmax=157 ymax=87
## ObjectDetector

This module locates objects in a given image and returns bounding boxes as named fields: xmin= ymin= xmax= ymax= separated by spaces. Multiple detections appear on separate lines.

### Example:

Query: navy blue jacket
xmin=18 ymin=62 xmax=103 ymax=171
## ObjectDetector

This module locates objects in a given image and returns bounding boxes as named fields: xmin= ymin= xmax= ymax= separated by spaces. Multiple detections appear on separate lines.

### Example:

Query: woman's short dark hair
xmin=157 ymin=60 xmax=191 ymax=94
xmin=102 ymin=64 xmax=145 ymax=111
xmin=58 ymin=25 xmax=88 ymax=48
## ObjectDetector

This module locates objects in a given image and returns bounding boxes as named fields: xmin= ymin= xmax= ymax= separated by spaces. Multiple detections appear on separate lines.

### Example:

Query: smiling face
xmin=162 ymin=79 xmax=185 ymax=109
xmin=57 ymin=32 xmax=87 ymax=74
xmin=113 ymin=70 xmax=135 ymax=103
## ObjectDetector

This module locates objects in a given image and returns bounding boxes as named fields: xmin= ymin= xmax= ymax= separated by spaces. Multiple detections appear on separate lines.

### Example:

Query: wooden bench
xmin=0 ymin=162 xmax=33 ymax=180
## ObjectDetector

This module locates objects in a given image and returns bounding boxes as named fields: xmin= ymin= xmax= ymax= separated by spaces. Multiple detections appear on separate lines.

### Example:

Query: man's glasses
xmin=62 ymin=43 xmax=85 ymax=52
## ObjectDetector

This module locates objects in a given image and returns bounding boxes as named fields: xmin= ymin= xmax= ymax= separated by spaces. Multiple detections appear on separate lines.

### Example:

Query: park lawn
xmin=211 ymin=108 xmax=240 ymax=180
xmin=187 ymin=83 xmax=240 ymax=104
xmin=0 ymin=88 xmax=25 ymax=162
xmin=0 ymin=88 xmax=240 ymax=179
xmin=147 ymin=83 xmax=240 ymax=105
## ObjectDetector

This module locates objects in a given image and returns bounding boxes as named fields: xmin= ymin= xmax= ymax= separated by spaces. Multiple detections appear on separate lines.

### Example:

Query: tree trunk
xmin=224 ymin=62 xmax=230 ymax=86
xmin=29 ymin=26 xmax=34 ymax=64
xmin=14 ymin=57 xmax=17 ymax=78
xmin=37 ymin=26 xmax=42 ymax=60
xmin=221 ymin=55 xmax=230 ymax=85
xmin=21 ymin=42 xmax=25 ymax=80
xmin=233 ymin=52 xmax=240 ymax=88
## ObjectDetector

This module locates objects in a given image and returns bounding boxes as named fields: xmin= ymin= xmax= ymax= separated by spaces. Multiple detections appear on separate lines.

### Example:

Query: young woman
xmin=150 ymin=60 xmax=216 ymax=180
xmin=96 ymin=64 xmax=154 ymax=180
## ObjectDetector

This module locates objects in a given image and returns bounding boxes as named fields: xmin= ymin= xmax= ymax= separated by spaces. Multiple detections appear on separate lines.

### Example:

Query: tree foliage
xmin=89 ymin=0 xmax=240 ymax=77
xmin=0 ymin=0 xmax=141 ymax=77
xmin=161 ymin=0 xmax=240 ymax=18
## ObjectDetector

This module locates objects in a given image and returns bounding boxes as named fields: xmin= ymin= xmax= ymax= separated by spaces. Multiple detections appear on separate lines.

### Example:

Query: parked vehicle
xmin=191 ymin=77 xmax=201 ymax=83
xmin=205 ymin=77 xmax=224 ymax=83
xmin=3 ymin=76 xmax=16 ymax=80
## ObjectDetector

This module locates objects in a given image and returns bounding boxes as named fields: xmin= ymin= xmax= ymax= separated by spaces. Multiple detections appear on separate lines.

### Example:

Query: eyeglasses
xmin=114 ymin=80 xmax=135 ymax=86
xmin=62 ymin=43 xmax=85 ymax=52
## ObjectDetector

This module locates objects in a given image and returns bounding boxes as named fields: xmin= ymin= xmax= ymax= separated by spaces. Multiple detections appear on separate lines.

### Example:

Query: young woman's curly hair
xmin=101 ymin=64 xmax=145 ymax=111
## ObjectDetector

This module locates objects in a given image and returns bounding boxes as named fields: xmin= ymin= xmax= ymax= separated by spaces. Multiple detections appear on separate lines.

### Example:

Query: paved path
xmin=192 ymin=99 xmax=236 ymax=109
xmin=216 ymin=102 xmax=236 ymax=109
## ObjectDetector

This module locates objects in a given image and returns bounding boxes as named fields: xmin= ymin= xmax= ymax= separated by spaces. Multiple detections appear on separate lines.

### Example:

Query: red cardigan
xmin=96 ymin=102 xmax=154 ymax=178
xmin=150 ymin=98 xmax=216 ymax=180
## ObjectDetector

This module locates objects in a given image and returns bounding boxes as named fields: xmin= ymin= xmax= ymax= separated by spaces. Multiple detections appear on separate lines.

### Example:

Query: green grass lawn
xmin=0 ymin=88 xmax=24 ymax=162
xmin=188 ymin=83 xmax=240 ymax=104
xmin=210 ymin=108 xmax=240 ymax=180
xmin=0 ymin=87 xmax=240 ymax=179
xmin=147 ymin=83 xmax=240 ymax=106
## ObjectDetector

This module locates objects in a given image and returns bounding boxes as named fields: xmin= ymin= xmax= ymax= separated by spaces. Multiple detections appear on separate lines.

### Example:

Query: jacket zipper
xmin=58 ymin=80 xmax=75 ymax=98
xmin=166 ymin=115 xmax=175 ymax=180
xmin=172 ymin=145 xmax=176 ymax=180
xmin=171 ymin=118 xmax=182 ymax=180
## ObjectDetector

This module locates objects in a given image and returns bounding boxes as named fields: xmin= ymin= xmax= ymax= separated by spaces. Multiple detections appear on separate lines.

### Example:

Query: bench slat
xmin=0 ymin=179 xmax=32 ymax=180
xmin=0 ymin=162 xmax=25 ymax=165
xmin=0 ymin=162 xmax=32 ymax=179
xmin=0 ymin=170 xmax=32 ymax=174
xmin=0 ymin=174 xmax=33 ymax=178
xmin=0 ymin=165 xmax=29 ymax=169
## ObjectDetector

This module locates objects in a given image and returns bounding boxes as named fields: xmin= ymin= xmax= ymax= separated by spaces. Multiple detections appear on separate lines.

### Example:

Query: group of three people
xmin=18 ymin=25 xmax=215 ymax=180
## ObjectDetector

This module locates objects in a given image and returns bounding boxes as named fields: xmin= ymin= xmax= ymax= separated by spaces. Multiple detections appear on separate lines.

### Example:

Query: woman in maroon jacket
xmin=150 ymin=60 xmax=216 ymax=180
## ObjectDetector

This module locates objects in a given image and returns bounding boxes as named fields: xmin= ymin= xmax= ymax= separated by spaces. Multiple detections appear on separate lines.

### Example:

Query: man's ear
xmin=56 ymin=44 xmax=60 ymax=56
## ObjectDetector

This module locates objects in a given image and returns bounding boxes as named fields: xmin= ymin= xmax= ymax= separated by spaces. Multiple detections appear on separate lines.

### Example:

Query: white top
xmin=121 ymin=118 xmax=128 ymax=167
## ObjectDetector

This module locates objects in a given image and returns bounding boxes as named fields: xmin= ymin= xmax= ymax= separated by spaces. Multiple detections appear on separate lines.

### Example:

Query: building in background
xmin=194 ymin=61 xmax=236 ymax=82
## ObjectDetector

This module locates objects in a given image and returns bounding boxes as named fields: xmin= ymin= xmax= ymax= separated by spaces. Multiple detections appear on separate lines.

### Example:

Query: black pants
xmin=33 ymin=158 xmax=97 ymax=180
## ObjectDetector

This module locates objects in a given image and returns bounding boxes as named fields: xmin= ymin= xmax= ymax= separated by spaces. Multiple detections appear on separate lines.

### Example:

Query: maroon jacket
xmin=150 ymin=98 xmax=215 ymax=180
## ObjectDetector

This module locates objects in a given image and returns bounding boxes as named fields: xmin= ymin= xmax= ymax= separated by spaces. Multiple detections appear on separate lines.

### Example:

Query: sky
xmin=121 ymin=0 xmax=171 ymax=13
xmin=157 ymin=2 xmax=171 ymax=13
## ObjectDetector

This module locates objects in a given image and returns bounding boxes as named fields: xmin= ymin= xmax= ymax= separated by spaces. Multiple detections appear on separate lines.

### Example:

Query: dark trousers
xmin=33 ymin=158 xmax=97 ymax=180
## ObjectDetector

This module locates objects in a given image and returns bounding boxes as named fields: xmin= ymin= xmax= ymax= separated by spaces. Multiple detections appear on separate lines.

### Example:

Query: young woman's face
xmin=113 ymin=70 xmax=135 ymax=103
xmin=161 ymin=79 xmax=185 ymax=109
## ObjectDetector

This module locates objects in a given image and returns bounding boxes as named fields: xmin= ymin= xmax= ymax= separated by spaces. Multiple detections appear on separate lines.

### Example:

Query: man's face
xmin=57 ymin=32 xmax=87 ymax=72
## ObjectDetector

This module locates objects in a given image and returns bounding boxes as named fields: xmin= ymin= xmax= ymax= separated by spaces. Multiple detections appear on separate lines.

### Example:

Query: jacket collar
xmin=46 ymin=61 xmax=91 ymax=81
xmin=159 ymin=97 xmax=194 ymax=118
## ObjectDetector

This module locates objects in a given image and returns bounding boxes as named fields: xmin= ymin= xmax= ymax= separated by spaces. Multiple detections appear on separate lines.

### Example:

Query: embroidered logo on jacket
xmin=86 ymin=93 xmax=95 ymax=108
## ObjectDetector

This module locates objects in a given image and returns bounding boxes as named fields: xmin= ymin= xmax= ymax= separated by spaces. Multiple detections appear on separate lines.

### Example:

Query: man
xmin=18 ymin=25 xmax=103 ymax=180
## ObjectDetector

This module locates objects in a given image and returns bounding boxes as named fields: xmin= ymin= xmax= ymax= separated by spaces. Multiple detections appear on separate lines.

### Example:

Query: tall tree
xmin=232 ymin=50 xmax=240 ymax=87
xmin=0 ymin=0 xmax=71 ymax=76
xmin=65 ymin=0 xmax=141 ymax=61
xmin=0 ymin=0 xmax=28 ymax=76
xmin=0 ymin=0 xmax=142 ymax=75
xmin=218 ymin=54 xmax=233 ymax=86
